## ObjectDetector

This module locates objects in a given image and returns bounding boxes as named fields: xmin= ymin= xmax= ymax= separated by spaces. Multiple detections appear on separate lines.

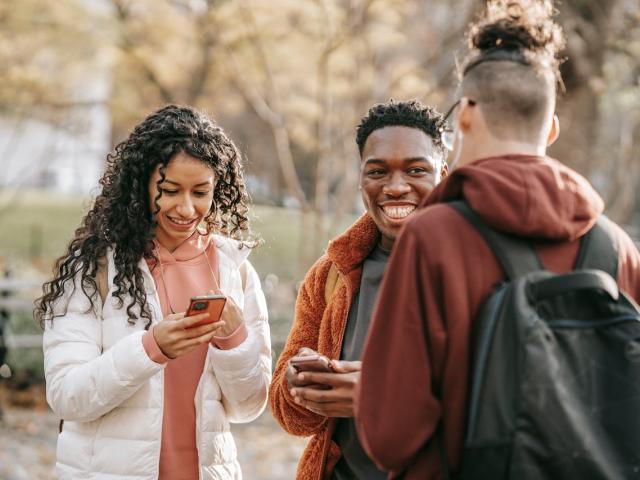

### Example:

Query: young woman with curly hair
xmin=36 ymin=105 xmax=271 ymax=480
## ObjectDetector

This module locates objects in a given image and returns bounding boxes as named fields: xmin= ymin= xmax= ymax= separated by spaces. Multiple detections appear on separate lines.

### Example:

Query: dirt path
xmin=0 ymin=407 xmax=307 ymax=480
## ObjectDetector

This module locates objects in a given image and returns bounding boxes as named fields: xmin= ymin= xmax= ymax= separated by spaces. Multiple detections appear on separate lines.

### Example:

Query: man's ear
xmin=457 ymin=97 xmax=475 ymax=135
xmin=547 ymin=114 xmax=560 ymax=146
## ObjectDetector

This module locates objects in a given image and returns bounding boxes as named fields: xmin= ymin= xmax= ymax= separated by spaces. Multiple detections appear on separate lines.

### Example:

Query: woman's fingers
xmin=178 ymin=312 xmax=210 ymax=329
xmin=182 ymin=320 xmax=226 ymax=339
xmin=180 ymin=330 xmax=218 ymax=350
xmin=166 ymin=312 xmax=186 ymax=322
xmin=176 ymin=320 xmax=227 ymax=351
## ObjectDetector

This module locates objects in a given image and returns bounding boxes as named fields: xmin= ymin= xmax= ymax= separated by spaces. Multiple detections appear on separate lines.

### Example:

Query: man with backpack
xmin=356 ymin=1 xmax=640 ymax=479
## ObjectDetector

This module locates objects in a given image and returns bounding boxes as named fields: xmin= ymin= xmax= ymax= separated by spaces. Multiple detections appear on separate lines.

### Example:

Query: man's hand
xmin=289 ymin=360 xmax=362 ymax=418
xmin=285 ymin=347 xmax=317 ymax=389
xmin=154 ymin=312 xmax=225 ymax=359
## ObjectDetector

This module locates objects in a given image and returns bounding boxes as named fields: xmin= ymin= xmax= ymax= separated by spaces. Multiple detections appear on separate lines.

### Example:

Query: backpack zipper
xmin=546 ymin=315 xmax=640 ymax=329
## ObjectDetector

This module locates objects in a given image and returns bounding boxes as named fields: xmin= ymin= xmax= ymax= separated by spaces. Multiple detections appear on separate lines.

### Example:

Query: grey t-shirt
xmin=333 ymin=245 xmax=389 ymax=480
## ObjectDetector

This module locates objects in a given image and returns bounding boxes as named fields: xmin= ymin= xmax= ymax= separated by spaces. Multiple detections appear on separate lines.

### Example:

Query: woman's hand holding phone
xmin=153 ymin=312 xmax=226 ymax=359
xmin=210 ymin=292 xmax=244 ymax=337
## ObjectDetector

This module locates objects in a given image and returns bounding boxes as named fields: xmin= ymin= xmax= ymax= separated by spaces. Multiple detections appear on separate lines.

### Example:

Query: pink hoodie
xmin=142 ymin=233 xmax=247 ymax=479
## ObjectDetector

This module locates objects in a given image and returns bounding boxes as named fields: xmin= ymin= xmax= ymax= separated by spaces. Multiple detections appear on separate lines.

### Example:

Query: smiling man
xmin=269 ymin=100 xmax=448 ymax=480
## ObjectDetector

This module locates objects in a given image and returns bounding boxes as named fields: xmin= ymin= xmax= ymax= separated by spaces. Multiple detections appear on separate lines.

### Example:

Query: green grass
xmin=0 ymin=190 xmax=355 ymax=282
xmin=0 ymin=190 xmax=88 ymax=266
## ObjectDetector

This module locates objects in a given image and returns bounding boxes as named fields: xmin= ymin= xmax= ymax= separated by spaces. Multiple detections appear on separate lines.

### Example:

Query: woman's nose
xmin=176 ymin=195 xmax=196 ymax=217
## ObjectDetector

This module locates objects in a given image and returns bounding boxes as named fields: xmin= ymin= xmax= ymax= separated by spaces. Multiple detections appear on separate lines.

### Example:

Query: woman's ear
xmin=546 ymin=114 xmax=560 ymax=146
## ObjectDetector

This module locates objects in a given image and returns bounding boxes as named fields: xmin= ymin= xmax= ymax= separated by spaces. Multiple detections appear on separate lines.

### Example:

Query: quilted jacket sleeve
xmin=43 ymin=279 xmax=165 ymax=423
xmin=209 ymin=260 xmax=272 ymax=423
xmin=269 ymin=257 xmax=332 ymax=437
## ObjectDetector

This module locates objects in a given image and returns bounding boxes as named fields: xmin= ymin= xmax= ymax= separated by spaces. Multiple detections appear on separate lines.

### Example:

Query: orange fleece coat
xmin=269 ymin=213 xmax=379 ymax=480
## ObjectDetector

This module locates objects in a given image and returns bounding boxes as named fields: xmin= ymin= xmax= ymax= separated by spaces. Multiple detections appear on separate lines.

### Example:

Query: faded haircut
xmin=462 ymin=61 xmax=556 ymax=142
xmin=460 ymin=0 xmax=565 ymax=143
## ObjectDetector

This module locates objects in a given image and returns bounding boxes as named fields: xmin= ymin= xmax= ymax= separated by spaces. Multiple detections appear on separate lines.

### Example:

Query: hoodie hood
xmin=423 ymin=155 xmax=604 ymax=241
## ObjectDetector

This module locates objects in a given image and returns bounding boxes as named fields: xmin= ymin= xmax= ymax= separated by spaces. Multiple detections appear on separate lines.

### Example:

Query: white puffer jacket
xmin=43 ymin=236 xmax=272 ymax=480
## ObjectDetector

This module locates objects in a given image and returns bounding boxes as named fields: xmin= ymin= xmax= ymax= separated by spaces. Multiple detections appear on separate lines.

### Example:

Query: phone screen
xmin=186 ymin=295 xmax=226 ymax=328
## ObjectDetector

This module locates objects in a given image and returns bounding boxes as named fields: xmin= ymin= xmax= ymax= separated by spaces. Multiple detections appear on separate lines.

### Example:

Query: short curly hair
xmin=35 ymin=104 xmax=255 ymax=329
xmin=356 ymin=99 xmax=446 ymax=157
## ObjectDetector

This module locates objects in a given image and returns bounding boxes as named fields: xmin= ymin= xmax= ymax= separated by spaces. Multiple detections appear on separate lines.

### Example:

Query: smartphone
xmin=186 ymin=294 xmax=226 ymax=328
xmin=289 ymin=354 xmax=334 ymax=373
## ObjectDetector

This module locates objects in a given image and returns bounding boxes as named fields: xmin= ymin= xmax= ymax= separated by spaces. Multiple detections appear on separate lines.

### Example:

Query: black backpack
xmin=449 ymin=200 xmax=640 ymax=480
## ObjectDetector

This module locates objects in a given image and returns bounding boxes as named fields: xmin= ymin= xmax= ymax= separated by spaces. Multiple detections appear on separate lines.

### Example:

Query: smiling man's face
xmin=360 ymin=125 xmax=446 ymax=250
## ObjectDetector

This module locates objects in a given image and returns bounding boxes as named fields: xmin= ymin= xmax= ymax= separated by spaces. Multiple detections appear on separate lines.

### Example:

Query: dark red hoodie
xmin=356 ymin=155 xmax=640 ymax=479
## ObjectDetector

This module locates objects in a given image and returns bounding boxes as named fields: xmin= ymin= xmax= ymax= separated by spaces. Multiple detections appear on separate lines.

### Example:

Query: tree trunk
xmin=550 ymin=0 xmax=618 ymax=176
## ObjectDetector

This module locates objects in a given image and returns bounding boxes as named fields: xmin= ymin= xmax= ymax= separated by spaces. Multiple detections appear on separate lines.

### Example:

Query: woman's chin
xmin=156 ymin=224 xmax=198 ymax=248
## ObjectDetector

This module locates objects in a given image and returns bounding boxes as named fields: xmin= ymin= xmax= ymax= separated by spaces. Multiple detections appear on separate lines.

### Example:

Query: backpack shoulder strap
xmin=324 ymin=262 xmax=342 ymax=305
xmin=449 ymin=200 xmax=543 ymax=279
xmin=574 ymin=215 xmax=619 ymax=279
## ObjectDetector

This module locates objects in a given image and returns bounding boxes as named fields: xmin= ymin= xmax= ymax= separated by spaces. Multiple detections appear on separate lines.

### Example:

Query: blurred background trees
xmin=4 ymin=0 xmax=636 ymax=275
xmin=0 ymin=2 xmax=637 ymax=476
xmin=0 ymin=0 xmax=640 ymax=324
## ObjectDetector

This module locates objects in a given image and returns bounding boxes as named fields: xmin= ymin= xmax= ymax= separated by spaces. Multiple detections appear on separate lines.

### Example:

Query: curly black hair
xmin=463 ymin=0 xmax=565 ymax=81
xmin=356 ymin=99 xmax=446 ymax=157
xmin=35 ymin=105 xmax=255 ymax=329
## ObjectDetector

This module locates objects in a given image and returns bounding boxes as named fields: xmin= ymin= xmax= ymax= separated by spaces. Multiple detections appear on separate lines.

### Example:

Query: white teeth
xmin=169 ymin=217 xmax=194 ymax=225
xmin=382 ymin=205 xmax=416 ymax=219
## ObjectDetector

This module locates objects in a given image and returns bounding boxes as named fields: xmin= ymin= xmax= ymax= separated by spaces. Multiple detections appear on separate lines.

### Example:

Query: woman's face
xmin=148 ymin=151 xmax=215 ymax=252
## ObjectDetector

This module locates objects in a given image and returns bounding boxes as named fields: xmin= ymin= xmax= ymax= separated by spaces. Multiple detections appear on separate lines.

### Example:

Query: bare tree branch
xmin=228 ymin=0 xmax=311 ymax=211
xmin=110 ymin=0 xmax=176 ymax=104
xmin=186 ymin=4 xmax=219 ymax=104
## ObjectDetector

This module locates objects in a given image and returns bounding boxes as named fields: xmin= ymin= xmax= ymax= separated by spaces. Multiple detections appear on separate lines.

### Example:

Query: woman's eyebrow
xmin=160 ymin=179 xmax=212 ymax=187
xmin=160 ymin=179 xmax=180 ymax=186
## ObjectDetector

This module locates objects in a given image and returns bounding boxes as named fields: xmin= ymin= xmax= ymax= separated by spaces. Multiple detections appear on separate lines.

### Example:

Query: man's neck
xmin=470 ymin=139 xmax=546 ymax=162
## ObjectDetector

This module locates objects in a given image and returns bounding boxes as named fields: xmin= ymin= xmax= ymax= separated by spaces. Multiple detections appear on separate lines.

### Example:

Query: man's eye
xmin=408 ymin=168 xmax=427 ymax=174
xmin=366 ymin=170 xmax=385 ymax=177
